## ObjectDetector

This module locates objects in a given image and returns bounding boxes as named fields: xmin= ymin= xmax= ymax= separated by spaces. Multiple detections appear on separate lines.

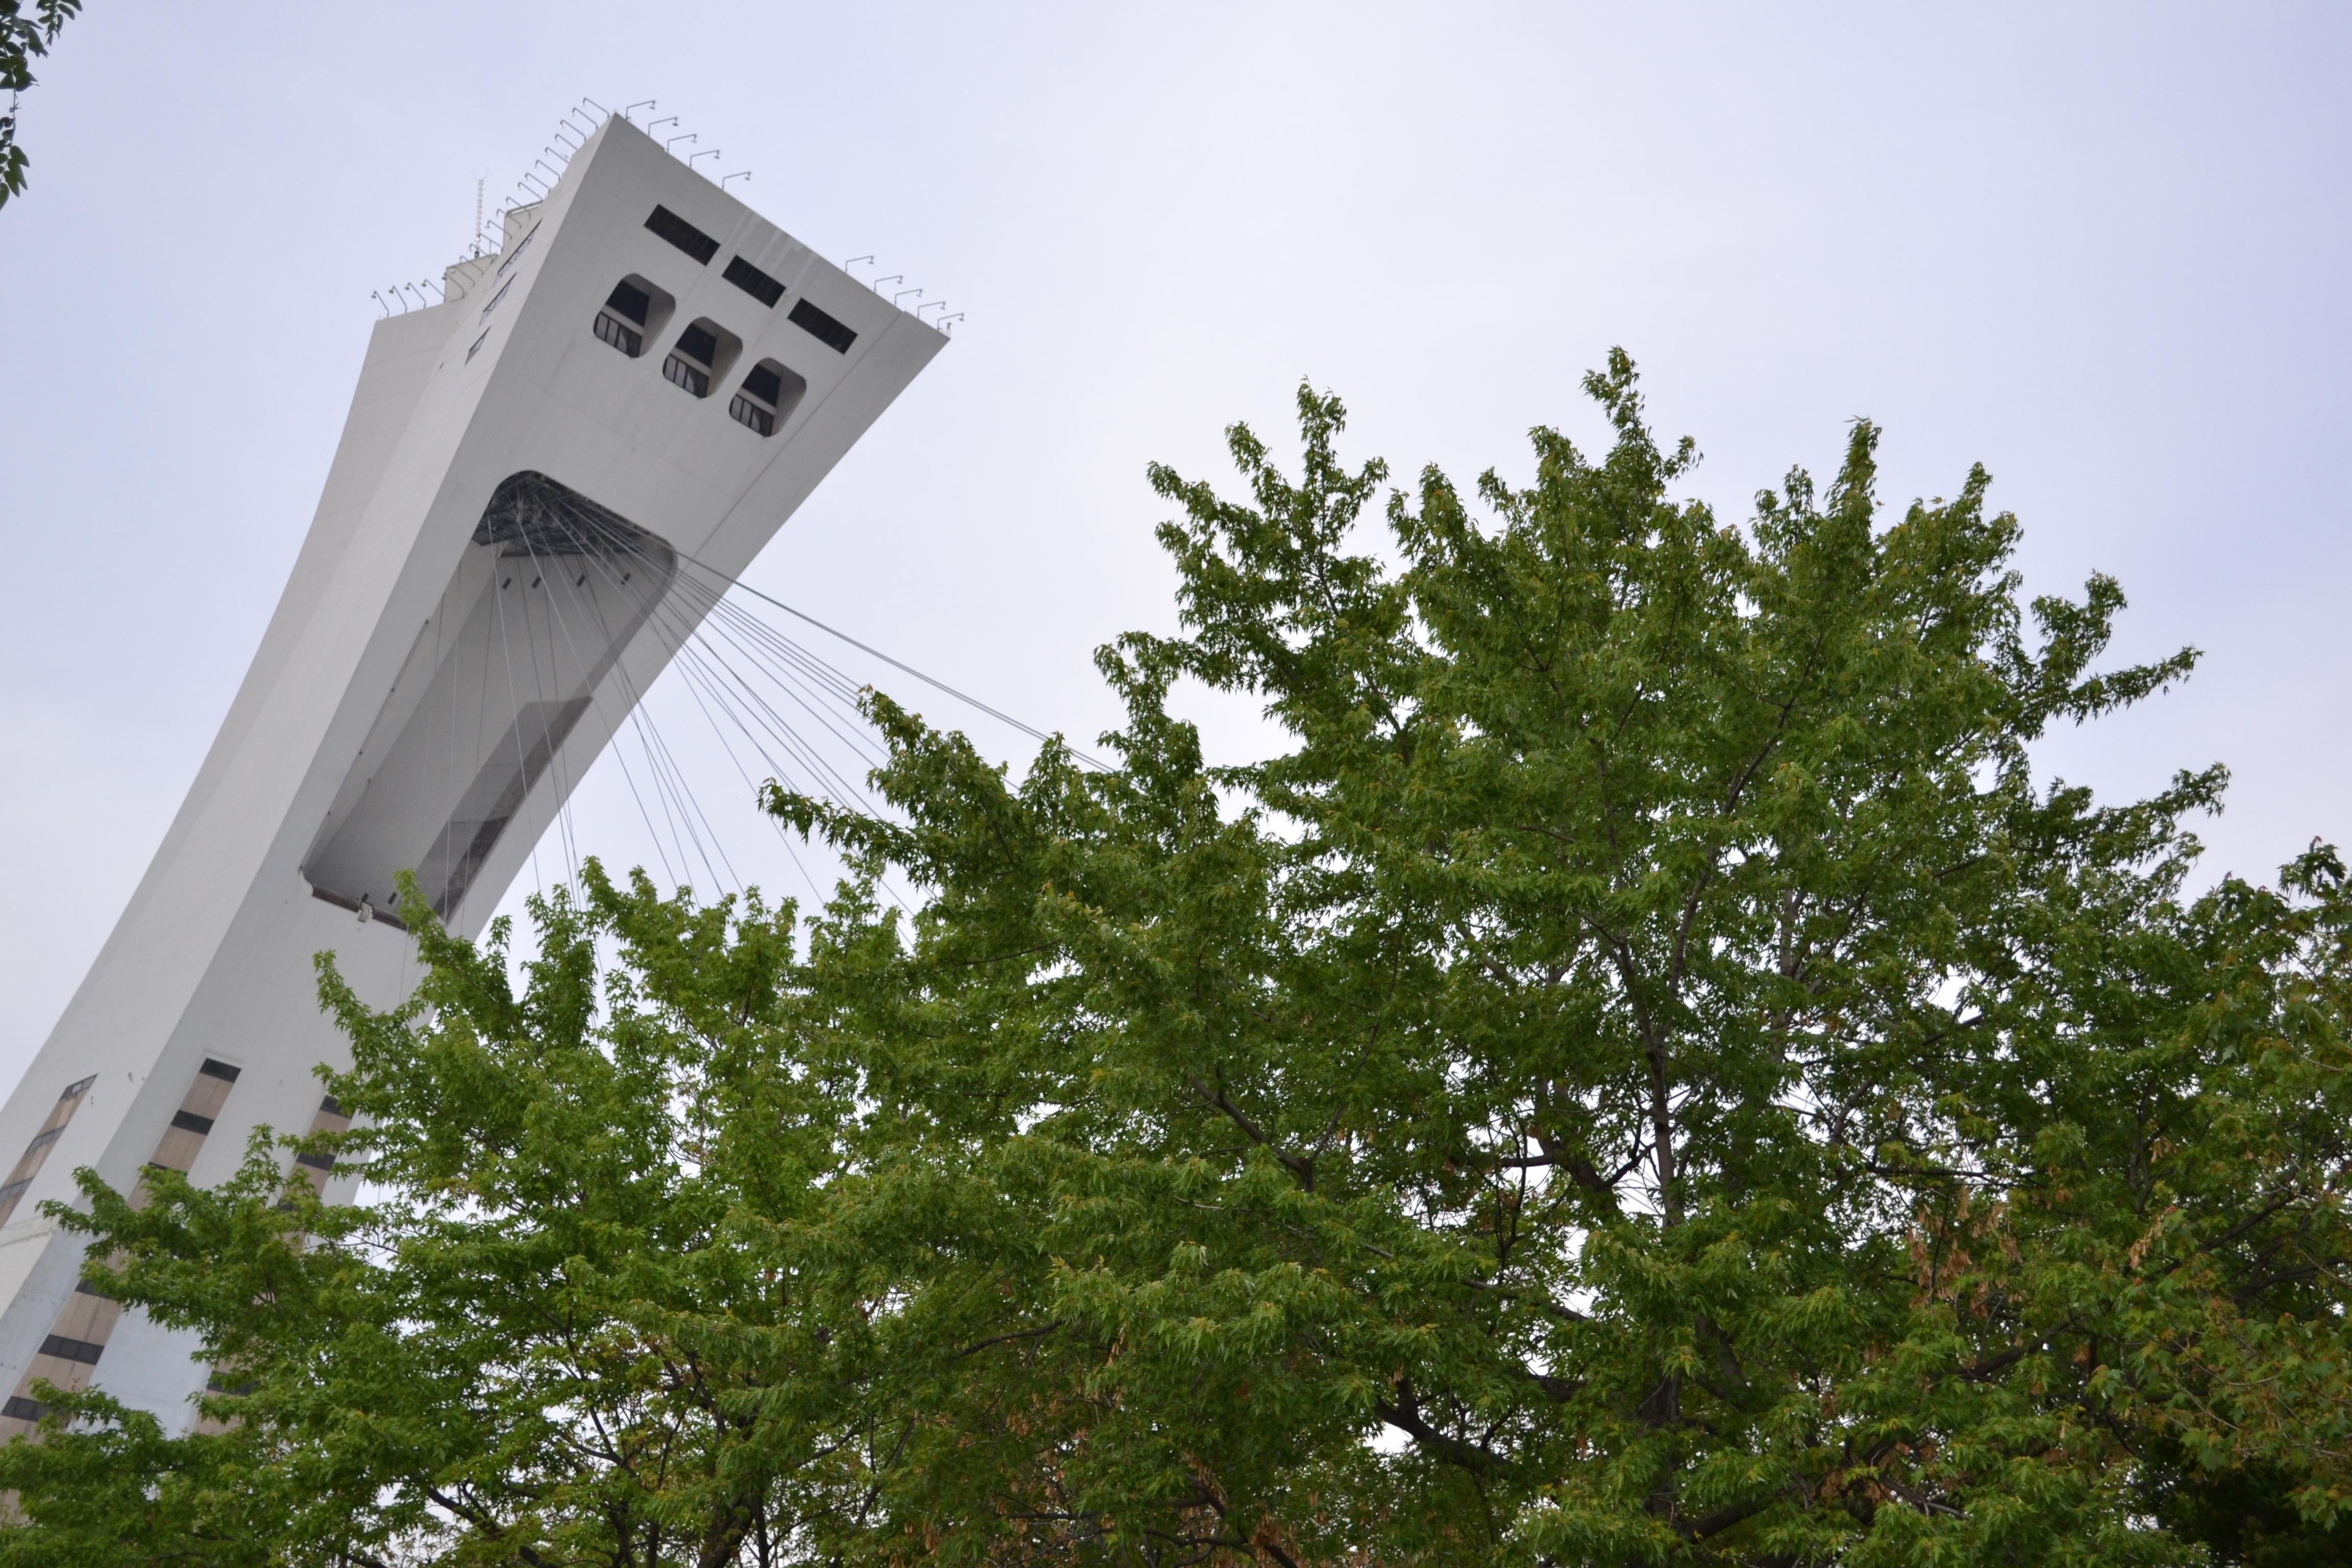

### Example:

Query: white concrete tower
xmin=0 ymin=114 xmax=945 ymax=1434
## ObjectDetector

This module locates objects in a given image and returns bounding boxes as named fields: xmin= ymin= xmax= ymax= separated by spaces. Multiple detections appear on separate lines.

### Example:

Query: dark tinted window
xmin=723 ymin=255 xmax=785 ymax=307
xmin=594 ymin=313 xmax=644 ymax=357
xmin=675 ymin=324 xmax=719 ymax=364
xmin=743 ymin=363 xmax=783 ymax=403
xmin=788 ymin=298 xmax=856 ymax=354
xmin=604 ymin=280 xmax=651 ymax=325
xmin=644 ymin=205 xmax=720 ymax=264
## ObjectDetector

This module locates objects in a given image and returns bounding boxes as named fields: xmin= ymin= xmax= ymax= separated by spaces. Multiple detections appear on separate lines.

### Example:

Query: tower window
xmin=788 ymin=298 xmax=856 ymax=354
xmin=722 ymin=255 xmax=785 ymax=307
xmin=665 ymin=326 xmax=716 ymax=396
xmin=644 ymin=204 xmax=719 ymax=264
xmin=497 ymin=222 xmax=540 ymax=276
xmin=595 ymin=282 xmax=648 ymax=356
xmin=607 ymin=281 xmax=650 ymax=324
xmin=592 ymin=275 xmax=674 ymax=360
xmin=592 ymin=314 xmax=638 ymax=356
xmin=729 ymin=358 xmax=807 ymax=437
xmin=661 ymin=317 xmax=741 ymax=400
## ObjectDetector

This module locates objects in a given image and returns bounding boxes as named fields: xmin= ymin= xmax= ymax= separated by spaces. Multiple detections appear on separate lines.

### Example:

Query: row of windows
xmin=0 ymin=1074 xmax=93 ymax=1227
xmin=642 ymin=203 xmax=860 ymax=355
xmin=592 ymin=274 xmax=808 ymax=438
xmin=474 ymin=204 xmax=850 ymax=402
xmin=0 ymin=1060 xmax=246 ymax=1430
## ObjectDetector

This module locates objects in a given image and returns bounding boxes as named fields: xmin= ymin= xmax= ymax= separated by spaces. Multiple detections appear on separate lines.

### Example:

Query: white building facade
xmin=0 ymin=114 xmax=944 ymax=1434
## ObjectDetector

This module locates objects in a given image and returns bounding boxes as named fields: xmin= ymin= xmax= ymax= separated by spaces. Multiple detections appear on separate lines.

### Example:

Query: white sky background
xmin=1 ymin=2 xmax=2347 ymax=1088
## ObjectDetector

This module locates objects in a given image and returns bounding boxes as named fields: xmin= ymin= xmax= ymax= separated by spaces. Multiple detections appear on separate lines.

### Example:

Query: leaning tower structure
xmin=0 ymin=113 xmax=944 ymax=1433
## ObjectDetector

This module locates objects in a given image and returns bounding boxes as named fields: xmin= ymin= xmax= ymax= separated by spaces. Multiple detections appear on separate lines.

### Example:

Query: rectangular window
xmin=61 ymin=1077 xmax=93 ymax=1100
xmin=722 ymin=256 xmax=785 ymax=307
xmin=728 ymin=396 xmax=775 ymax=436
xmin=2 ymin=1396 xmax=43 ymax=1422
xmin=645 ymin=205 xmax=719 ymax=264
xmin=199 ymin=1060 xmax=241 ymax=1083
xmin=496 ymin=223 xmax=540 ymax=276
xmin=479 ymin=277 xmax=514 ymax=318
xmin=662 ymin=321 xmax=720 ymax=398
xmin=170 ymin=1110 xmax=215 ymax=1136
xmin=593 ymin=313 xmax=643 ymax=356
xmin=467 ymin=329 xmax=491 ymax=362
xmin=788 ymin=298 xmax=856 ymax=354
xmin=38 ymin=1334 xmax=103 ymax=1365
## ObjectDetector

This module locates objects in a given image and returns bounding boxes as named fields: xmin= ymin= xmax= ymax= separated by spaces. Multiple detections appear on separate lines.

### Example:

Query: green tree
xmin=0 ymin=873 xmax=931 ymax=1564
xmin=7 ymin=356 xmax=2352 ymax=1565
xmin=1 ymin=2 xmax=83 ymax=207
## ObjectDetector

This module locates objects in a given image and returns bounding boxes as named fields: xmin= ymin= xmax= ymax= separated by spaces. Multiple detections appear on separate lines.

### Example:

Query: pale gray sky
xmin=3 ymin=3 xmax=2347 ymax=1087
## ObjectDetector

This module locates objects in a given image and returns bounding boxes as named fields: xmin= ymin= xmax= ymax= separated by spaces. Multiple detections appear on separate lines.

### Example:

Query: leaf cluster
xmin=0 ymin=0 xmax=82 ymax=207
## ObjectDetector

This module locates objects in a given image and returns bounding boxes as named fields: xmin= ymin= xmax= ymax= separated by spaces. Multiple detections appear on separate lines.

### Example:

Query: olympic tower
xmin=0 ymin=112 xmax=944 ymax=1434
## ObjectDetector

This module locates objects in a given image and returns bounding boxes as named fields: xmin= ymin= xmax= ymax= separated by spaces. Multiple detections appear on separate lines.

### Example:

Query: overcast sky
xmin=3 ymin=2 xmax=2347 ymax=1088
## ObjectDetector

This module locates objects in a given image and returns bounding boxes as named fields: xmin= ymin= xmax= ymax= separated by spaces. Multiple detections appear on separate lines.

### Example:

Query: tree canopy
xmin=8 ymin=356 xmax=2352 ymax=1566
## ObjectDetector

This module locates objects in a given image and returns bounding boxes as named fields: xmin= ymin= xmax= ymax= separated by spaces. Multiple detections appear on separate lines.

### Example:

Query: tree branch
xmin=953 ymin=1320 xmax=1064 ymax=1358
xmin=1374 ymin=1377 xmax=1512 ymax=1476
xmin=1185 ymin=1073 xmax=1316 ymax=1190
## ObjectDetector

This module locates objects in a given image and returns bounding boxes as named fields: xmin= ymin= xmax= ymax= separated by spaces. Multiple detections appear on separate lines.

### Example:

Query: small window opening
xmin=591 ymin=275 xmax=674 ymax=360
xmin=723 ymin=255 xmax=786 ymax=307
xmin=645 ymin=204 xmax=720 ymax=264
xmin=661 ymin=317 xmax=741 ymax=400
xmin=788 ymin=297 xmax=857 ymax=354
xmin=595 ymin=282 xmax=648 ymax=356
xmin=665 ymin=326 xmax=715 ymax=396
xmin=497 ymin=222 xmax=540 ymax=276
xmin=728 ymin=358 xmax=807 ymax=437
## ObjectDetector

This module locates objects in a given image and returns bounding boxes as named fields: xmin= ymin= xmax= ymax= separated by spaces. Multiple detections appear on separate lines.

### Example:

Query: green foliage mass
xmin=0 ymin=1 xmax=83 ymax=208
xmin=9 ymin=357 xmax=2352 ymax=1565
